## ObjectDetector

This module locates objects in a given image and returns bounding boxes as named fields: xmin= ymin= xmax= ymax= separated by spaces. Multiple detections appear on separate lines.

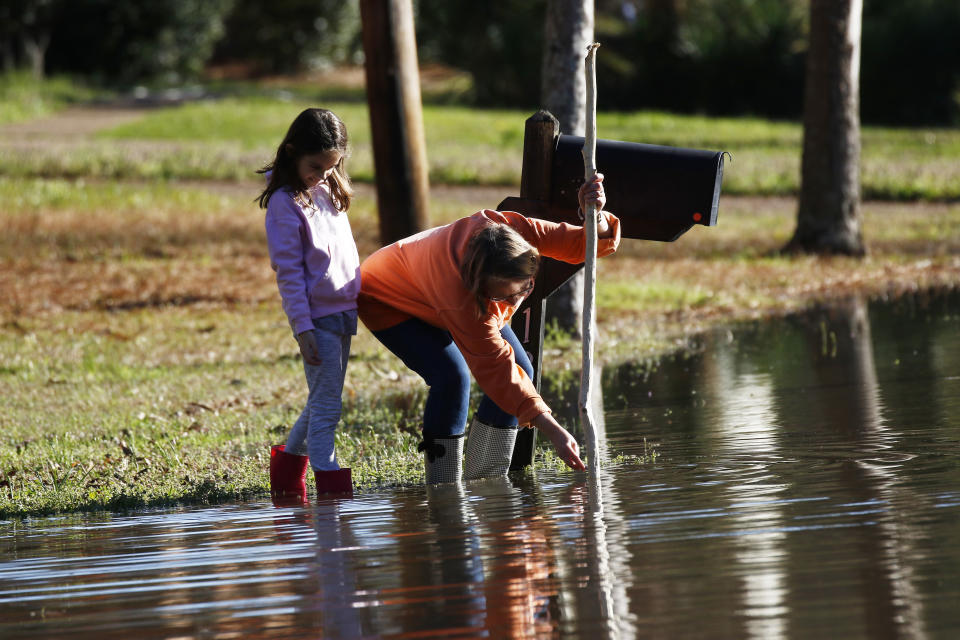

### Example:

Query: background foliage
xmin=210 ymin=0 xmax=362 ymax=75
xmin=44 ymin=0 xmax=233 ymax=86
xmin=1 ymin=0 xmax=958 ymax=123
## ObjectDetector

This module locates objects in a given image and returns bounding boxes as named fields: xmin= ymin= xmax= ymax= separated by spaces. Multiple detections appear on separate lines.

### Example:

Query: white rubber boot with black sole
xmin=463 ymin=418 xmax=518 ymax=481
xmin=420 ymin=435 xmax=464 ymax=484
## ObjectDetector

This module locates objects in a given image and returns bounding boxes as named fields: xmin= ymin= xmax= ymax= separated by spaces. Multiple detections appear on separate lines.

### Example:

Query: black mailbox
xmin=501 ymin=111 xmax=725 ymax=469
xmin=551 ymin=135 xmax=723 ymax=240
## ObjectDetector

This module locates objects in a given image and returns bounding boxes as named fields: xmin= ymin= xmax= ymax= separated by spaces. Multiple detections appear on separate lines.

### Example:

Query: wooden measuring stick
xmin=580 ymin=42 xmax=601 ymax=474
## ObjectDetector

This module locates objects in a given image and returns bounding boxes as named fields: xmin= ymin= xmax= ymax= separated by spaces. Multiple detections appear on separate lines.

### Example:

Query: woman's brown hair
xmin=257 ymin=108 xmax=353 ymax=211
xmin=459 ymin=223 xmax=540 ymax=317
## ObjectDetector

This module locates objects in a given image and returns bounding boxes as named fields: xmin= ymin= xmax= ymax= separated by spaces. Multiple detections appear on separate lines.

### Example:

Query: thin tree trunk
xmin=23 ymin=33 xmax=49 ymax=80
xmin=786 ymin=0 xmax=865 ymax=256
xmin=542 ymin=0 xmax=594 ymax=337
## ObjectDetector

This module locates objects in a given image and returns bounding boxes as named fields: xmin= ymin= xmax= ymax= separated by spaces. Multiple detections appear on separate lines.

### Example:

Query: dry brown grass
xmin=0 ymin=181 xmax=509 ymax=317
xmin=3 ymin=182 xmax=957 ymax=328
xmin=2 ymin=177 xmax=957 ymax=373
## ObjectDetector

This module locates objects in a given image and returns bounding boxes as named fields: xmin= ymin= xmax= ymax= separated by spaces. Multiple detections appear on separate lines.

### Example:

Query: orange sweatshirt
xmin=358 ymin=209 xmax=621 ymax=425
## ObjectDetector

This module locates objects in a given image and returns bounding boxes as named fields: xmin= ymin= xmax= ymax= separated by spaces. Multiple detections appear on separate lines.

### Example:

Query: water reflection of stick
xmin=580 ymin=42 xmax=601 ymax=475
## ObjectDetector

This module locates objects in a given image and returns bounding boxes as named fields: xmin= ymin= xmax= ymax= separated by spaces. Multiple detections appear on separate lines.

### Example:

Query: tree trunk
xmin=541 ymin=0 xmax=594 ymax=337
xmin=23 ymin=32 xmax=49 ymax=80
xmin=785 ymin=0 xmax=865 ymax=256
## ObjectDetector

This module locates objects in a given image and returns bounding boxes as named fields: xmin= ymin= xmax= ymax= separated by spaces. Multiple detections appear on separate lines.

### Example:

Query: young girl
xmin=359 ymin=174 xmax=618 ymax=483
xmin=258 ymin=108 xmax=359 ymax=502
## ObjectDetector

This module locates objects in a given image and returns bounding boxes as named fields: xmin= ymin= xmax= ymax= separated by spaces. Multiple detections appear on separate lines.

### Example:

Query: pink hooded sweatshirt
xmin=264 ymin=182 xmax=360 ymax=335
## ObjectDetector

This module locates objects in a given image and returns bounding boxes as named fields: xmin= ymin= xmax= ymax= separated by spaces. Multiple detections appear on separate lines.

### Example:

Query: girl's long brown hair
xmin=460 ymin=223 xmax=540 ymax=317
xmin=257 ymin=108 xmax=353 ymax=211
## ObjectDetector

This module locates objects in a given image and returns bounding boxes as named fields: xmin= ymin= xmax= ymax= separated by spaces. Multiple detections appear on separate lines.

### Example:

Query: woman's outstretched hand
xmin=578 ymin=171 xmax=606 ymax=212
xmin=531 ymin=412 xmax=587 ymax=471
xmin=578 ymin=172 xmax=613 ymax=238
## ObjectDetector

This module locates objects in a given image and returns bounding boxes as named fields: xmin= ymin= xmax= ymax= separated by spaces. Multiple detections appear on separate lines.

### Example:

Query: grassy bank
xmin=1 ymin=78 xmax=959 ymax=517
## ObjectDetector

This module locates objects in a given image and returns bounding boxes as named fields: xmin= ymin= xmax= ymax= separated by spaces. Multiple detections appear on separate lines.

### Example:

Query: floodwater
xmin=2 ymin=290 xmax=959 ymax=639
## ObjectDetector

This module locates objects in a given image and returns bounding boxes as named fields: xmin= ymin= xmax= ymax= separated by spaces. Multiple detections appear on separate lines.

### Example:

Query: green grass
xmin=3 ymin=88 xmax=959 ymax=199
xmin=93 ymin=99 xmax=524 ymax=184
xmin=0 ymin=175 xmax=234 ymax=212
xmin=103 ymin=97 xmax=371 ymax=149
xmin=0 ymin=306 xmax=396 ymax=516
xmin=0 ymin=71 xmax=100 ymax=125
xmin=597 ymin=280 xmax=718 ymax=313
xmin=96 ymin=100 xmax=960 ymax=199
xmin=0 ymin=305 xmax=586 ymax=518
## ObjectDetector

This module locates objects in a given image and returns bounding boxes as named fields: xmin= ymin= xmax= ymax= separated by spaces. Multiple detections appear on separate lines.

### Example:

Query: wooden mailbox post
xmin=503 ymin=110 xmax=726 ymax=469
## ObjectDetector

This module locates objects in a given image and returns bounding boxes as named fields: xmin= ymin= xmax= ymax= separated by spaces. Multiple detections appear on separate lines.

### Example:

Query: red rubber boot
xmin=315 ymin=468 xmax=353 ymax=497
xmin=270 ymin=444 xmax=309 ymax=506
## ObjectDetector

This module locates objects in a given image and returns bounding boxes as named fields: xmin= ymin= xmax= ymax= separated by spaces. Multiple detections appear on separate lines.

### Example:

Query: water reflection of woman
xmin=386 ymin=479 xmax=560 ymax=637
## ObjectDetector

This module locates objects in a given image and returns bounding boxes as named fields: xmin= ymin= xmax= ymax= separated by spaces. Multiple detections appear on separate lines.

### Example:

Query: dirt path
xmin=1 ymin=105 xmax=147 ymax=140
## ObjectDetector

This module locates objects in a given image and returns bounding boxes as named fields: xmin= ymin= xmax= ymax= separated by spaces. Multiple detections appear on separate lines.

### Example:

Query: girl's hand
xmin=296 ymin=330 xmax=322 ymax=366
xmin=531 ymin=413 xmax=586 ymax=471
xmin=578 ymin=172 xmax=606 ymax=214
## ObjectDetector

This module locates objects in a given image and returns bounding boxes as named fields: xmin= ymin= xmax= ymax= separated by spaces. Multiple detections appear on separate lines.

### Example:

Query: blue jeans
xmin=285 ymin=312 xmax=356 ymax=471
xmin=372 ymin=318 xmax=534 ymax=438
